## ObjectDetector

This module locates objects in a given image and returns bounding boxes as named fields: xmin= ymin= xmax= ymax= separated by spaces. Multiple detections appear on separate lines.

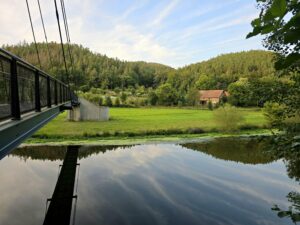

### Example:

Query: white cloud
xmin=0 ymin=0 xmax=262 ymax=67
xmin=150 ymin=0 xmax=180 ymax=26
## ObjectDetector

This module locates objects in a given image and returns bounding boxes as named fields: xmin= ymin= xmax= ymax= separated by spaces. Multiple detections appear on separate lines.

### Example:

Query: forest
xmin=3 ymin=42 xmax=292 ymax=107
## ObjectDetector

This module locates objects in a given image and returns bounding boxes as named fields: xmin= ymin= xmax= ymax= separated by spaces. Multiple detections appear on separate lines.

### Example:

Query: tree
xmin=148 ymin=91 xmax=158 ymax=106
xmin=185 ymin=88 xmax=200 ymax=106
xmin=105 ymin=96 xmax=113 ymax=107
xmin=114 ymin=97 xmax=121 ymax=107
xmin=120 ymin=92 xmax=127 ymax=103
xmin=248 ymin=0 xmax=300 ymax=156
xmin=156 ymin=83 xmax=178 ymax=106
xmin=195 ymin=74 xmax=217 ymax=90
xmin=247 ymin=0 xmax=300 ymax=69
xmin=228 ymin=78 xmax=252 ymax=106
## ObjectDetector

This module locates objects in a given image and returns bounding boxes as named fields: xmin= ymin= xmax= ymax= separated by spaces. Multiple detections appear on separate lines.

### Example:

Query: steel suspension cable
xmin=25 ymin=0 xmax=42 ymax=69
xmin=60 ymin=0 xmax=75 ymax=76
xmin=53 ymin=0 xmax=69 ymax=84
xmin=37 ymin=0 xmax=54 ymax=69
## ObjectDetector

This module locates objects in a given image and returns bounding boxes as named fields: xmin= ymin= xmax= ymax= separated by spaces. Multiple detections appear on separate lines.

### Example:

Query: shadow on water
xmin=43 ymin=146 xmax=79 ymax=225
xmin=4 ymin=137 xmax=300 ymax=224
xmin=180 ymin=137 xmax=275 ymax=165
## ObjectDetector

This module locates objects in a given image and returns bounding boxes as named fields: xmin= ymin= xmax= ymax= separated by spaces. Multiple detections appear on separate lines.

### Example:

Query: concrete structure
xmin=68 ymin=98 xmax=109 ymax=121
xmin=199 ymin=90 xmax=228 ymax=105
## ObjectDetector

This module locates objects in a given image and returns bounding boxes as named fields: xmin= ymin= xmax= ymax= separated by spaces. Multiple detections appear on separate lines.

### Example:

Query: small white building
xmin=68 ymin=98 xmax=109 ymax=121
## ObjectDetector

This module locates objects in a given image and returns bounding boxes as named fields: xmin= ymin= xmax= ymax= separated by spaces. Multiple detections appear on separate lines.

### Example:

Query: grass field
xmin=34 ymin=107 xmax=267 ymax=140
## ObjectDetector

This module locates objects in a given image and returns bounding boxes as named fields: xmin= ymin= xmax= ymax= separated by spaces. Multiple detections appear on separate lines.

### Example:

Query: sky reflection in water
xmin=0 ymin=138 xmax=299 ymax=225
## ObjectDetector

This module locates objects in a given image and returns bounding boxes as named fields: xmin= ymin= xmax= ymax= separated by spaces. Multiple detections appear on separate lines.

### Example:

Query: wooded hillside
xmin=4 ymin=42 xmax=287 ymax=107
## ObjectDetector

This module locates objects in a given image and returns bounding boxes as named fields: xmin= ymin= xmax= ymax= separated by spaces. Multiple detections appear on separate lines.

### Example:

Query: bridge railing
xmin=0 ymin=48 xmax=72 ymax=121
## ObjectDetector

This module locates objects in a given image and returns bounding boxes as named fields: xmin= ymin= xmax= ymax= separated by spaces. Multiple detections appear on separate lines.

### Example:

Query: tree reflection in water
xmin=271 ymin=150 xmax=300 ymax=224
xmin=181 ymin=136 xmax=300 ymax=224
xmin=180 ymin=137 xmax=275 ymax=165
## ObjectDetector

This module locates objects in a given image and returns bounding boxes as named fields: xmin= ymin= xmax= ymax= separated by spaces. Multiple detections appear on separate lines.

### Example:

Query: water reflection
xmin=181 ymin=137 xmax=300 ymax=224
xmin=0 ymin=138 xmax=299 ymax=225
xmin=270 ymin=146 xmax=300 ymax=224
xmin=181 ymin=137 xmax=275 ymax=164
xmin=43 ymin=146 xmax=79 ymax=225
xmin=10 ymin=145 xmax=131 ymax=161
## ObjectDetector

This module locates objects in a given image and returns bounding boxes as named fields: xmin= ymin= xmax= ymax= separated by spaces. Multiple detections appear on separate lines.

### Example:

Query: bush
xmin=120 ymin=92 xmax=127 ymax=103
xmin=213 ymin=104 xmax=244 ymax=132
xmin=98 ymin=97 xmax=103 ymax=106
xmin=114 ymin=97 xmax=121 ymax=107
xmin=148 ymin=91 xmax=158 ymax=105
xmin=263 ymin=102 xmax=286 ymax=128
xmin=208 ymin=101 xmax=213 ymax=110
xmin=105 ymin=96 xmax=113 ymax=107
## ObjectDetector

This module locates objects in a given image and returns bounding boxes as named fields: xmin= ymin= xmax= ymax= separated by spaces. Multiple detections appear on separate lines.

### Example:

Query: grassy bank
xmin=30 ymin=107 xmax=267 ymax=144
xmin=26 ymin=129 xmax=272 ymax=146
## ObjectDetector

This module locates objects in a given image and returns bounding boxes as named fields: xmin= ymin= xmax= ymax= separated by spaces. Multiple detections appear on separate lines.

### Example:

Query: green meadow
xmin=32 ymin=107 xmax=267 ymax=142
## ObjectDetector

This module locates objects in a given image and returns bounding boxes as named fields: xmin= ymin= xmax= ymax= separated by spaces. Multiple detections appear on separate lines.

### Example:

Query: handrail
xmin=0 ymin=47 xmax=75 ymax=121
xmin=0 ymin=48 xmax=64 ymax=85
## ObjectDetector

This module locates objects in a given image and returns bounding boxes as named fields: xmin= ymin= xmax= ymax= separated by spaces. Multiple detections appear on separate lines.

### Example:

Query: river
xmin=0 ymin=137 xmax=299 ymax=225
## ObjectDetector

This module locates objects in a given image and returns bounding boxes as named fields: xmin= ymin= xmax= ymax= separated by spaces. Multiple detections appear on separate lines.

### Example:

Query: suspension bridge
xmin=0 ymin=0 xmax=79 ymax=159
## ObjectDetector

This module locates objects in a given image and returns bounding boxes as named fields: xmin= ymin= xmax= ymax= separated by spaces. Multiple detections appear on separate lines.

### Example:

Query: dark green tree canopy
xmin=247 ymin=0 xmax=300 ymax=69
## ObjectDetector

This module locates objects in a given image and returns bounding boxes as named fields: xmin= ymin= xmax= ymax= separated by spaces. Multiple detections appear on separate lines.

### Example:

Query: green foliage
xmin=120 ymin=92 xmax=127 ymax=103
xmin=105 ymin=96 xmax=112 ymax=107
xmin=98 ymin=97 xmax=103 ymax=106
xmin=185 ymin=88 xmax=200 ymax=106
xmin=208 ymin=101 xmax=213 ymax=110
xmin=213 ymin=105 xmax=245 ymax=132
xmin=148 ymin=91 xmax=158 ymax=105
xmin=228 ymin=78 xmax=252 ymax=106
xmin=3 ymin=42 xmax=287 ymax=108
xmin=156 ymin=83 xmax=178 ymax=106
xmin=3 ymin=42 xmax=174 ymax=90
xmin=114 ymin=97 xmax=121 ymax=107
xmin=247 ymin=0 xmax=300 ymax=69
xmin=195 ymin=74 xmax=217 ymax=90
xmin=263 ymin=102 xmax=286 ymax=127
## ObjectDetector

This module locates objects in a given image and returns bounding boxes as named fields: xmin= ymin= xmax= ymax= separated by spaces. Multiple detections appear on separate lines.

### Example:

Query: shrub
xmin=114 ymin=97 xmax=121 ymax=107
xmin=105 ymin=96 xmax=113 ymax=107
xmin=148 ymin=91 xmax=158 ymax=105
xmin=213 ymin=104 xmax=244 ymax=132
xmin=208 ymin=101 xmax=213 ymax=110
xmin=98 ymin=97 xmax=103 ymax=106
xmin=263 ymin=102 xmax=286 ymax=128
xmin=120 ymin=92 xmax=127 ymax=103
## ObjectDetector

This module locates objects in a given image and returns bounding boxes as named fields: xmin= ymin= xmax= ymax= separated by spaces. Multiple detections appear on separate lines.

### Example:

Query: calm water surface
xmin=0 ymin=138 xmax=299 ymax=225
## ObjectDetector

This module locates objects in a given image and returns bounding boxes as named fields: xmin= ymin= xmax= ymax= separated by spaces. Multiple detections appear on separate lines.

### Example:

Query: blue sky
xmin=0 ymin=0 xmax=264 ymax=67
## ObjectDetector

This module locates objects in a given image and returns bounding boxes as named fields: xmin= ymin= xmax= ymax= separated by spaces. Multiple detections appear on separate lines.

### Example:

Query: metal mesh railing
xmin=17 ymin=63 xmax=35 ymax=113
xmin=0 ymin=48 xmax=73 ymax=121
xmin=0 ymin=55 xmax=11 ymax=120
xmin=40 ymin=75 xmax=48 ymax=108
xmin=50 ymin=79 xmax=56 ymax=105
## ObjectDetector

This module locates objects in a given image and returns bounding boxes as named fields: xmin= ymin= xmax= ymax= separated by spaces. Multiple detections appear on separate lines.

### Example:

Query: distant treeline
xmin=3 ymin=42 xmax=291 ymax=107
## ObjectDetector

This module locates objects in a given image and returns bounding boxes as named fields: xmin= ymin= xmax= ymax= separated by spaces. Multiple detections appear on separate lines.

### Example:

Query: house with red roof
xmin=199 ymin=90 xmax=228 ymax=105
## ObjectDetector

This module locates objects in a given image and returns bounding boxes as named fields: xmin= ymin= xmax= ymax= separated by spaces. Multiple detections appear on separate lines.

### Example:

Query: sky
xmin=0 ymin=0 xmax=264 ymax=68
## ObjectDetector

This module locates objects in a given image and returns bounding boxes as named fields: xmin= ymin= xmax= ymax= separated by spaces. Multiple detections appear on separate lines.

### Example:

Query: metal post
xmin=35 ymin=70 xmax=41 ymax=112
xmin=10 ymin=58 xmax=20 ymax=120
xmin=47 ymin=76 xmax=51 ymax=108
xmin=59 ymin=84 xmax=62 ymax=103
xmin=54 ymin=80 xmax=58 ymax=105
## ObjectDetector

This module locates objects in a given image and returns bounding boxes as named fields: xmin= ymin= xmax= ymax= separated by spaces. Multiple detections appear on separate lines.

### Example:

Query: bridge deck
xmin=0 ymin=103 xmax=71 ymax=159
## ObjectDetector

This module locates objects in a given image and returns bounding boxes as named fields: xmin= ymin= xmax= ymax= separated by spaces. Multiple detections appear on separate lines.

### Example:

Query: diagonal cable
xmin=25 ymin=0 xmax=42 ymax=69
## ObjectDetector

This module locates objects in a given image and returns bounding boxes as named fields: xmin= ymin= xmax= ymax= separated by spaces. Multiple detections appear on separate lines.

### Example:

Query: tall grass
xmin=213 ymin=105 xmax=245 ymax=132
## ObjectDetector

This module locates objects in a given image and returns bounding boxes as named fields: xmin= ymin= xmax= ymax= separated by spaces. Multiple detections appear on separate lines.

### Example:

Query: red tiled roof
xmin=199 ymin=90 xmax=225 ymax=99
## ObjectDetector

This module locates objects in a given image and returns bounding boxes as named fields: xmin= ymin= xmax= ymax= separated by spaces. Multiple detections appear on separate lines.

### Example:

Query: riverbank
xmin=26 ymin=107 xmax=270 ymax=146
xmin=25 ymin=129 xmax=273 ymax=146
